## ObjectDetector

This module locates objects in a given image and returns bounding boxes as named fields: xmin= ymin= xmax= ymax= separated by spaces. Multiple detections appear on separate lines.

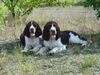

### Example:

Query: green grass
xmin=0 ymin=37 xmax=100 ymax=75
xmin=0 ymin=52 xmax=100 ymax=75
xmin=81 ymin=56 xmax=98 ymax=68
xmin=0 ymin=5 xmax=100 ymax=75
xmin=64 ymin=0 xmax=86 ymax=6
xmin=45 ymin=0 xmax=86 ymax=7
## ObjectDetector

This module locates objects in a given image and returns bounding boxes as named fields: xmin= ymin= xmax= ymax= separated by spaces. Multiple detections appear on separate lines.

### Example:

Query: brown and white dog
xmin=37 ymin=21 xmax=67 ymax=55
xmin=20 ymin=21 xmax=42 ymax=52
xmin=37 ymin=21 xmax=87 ymax=55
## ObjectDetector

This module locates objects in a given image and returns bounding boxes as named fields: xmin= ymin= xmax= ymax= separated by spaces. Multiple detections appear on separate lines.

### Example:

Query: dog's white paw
xmin=36 ymin=51 xmax=44 ymax=55
xmin=21 ymin=50 xmax=28 ymax=53
xmin=49 ymin=48 xmax=58 ymax=54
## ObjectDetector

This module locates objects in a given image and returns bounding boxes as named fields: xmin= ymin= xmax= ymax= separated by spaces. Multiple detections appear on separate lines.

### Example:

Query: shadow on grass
xmin=0 ymin=33 xmax=100 ymax=58
xmin=0 ymin=39 xmax=20 ymax=52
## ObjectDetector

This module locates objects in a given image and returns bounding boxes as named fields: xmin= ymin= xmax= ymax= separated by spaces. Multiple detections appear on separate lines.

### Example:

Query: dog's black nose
xmin=50 ymin=30 xmax=55 ymax=35
xmin=30 ymin=28 xmax=34 ymax=33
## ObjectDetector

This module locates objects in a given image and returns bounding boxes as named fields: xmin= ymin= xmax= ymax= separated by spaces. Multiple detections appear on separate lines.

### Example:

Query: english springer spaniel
xmin=37 ymin=21 xmax=67 ymax=55
xmin=37 ymin=21 xmax=87 ymax=55
xmin=20 ymin=21 xmax=42 ymax=52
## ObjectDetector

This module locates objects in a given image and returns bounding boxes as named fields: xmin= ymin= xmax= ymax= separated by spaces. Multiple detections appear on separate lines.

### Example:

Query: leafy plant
xmin=81 ymin=56 xmax=97 ymax=68
xmin=0 ymin=3 xmax=8 ymax=31
xmin=16 ymin=0 xmax=44 ymax=16
xmin=85 ymin=0 xmax=100 ymax=19
xmin=1 ymin=0 xmax=19 ymax=18
xmin=1 ymin=0 xmax=78 ymax=18
xmin=1 ymin=0 xmax=58 ymax=17
xmin=46 ymin=0 xmax=57 ymax=6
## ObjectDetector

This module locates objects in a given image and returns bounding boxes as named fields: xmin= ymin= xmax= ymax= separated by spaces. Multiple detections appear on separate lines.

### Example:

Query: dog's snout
xmin=51 ymin=30 xmax=55 ymax=33
xmin=50 ymin=30 xmax=55 ymax=35
xmin=30 ymin=28 xmax=34 ymax=33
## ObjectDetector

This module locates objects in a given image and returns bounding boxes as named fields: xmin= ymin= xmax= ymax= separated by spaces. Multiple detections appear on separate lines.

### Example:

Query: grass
xmin=81 ymin=55 xmax=98 ymax=68
xmin=0 ymin=44 xmax=99 ymax=74
xmin=0 ymin=36 xmax=100 ymax=75
xmin=44 ymin=0 xmax=86 ymax=7
xmin=0 ymin=6 xmax=100 ymax=75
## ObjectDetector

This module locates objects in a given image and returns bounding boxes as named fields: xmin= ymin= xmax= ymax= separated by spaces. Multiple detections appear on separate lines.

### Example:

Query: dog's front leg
xmin=22 ymin=36 xmax=31 ymax=52
xmin=30 ymin=45 xmax=42 ymax=52
xmin=36 ymin=47 xmax=49 ymax=55
xmin=49 ymin=46 xmax=66 ymax=54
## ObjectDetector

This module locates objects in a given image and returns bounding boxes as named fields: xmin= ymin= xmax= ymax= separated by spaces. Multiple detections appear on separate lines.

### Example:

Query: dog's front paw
xmin=48 ymin=50 xmax=56 ymax=54
xmin=49 ymin=48 xmax=58 ymax=54
xmin=36 ymin=51 xmax=44 ymax=56
xmin=21 ymin=50 xmax=28 ymax=53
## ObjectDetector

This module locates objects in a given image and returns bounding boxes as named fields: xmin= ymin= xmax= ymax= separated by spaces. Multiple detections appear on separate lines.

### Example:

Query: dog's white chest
xmin=44 ymin=38 xmax=63 ymax=49
xmin=25 ymin=36 xmax=39 ymax=46
xmin=32 ymin=37 xmax=40 ymax=46
xmin=44 ymin=40 xmax=57 ymax=49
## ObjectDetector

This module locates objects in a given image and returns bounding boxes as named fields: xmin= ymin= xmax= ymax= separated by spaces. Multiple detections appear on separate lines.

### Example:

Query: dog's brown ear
xmin=55 ymin=23 xmax=60 ymax=40
xmin=20 ymin=33 xmax=25 ymax=46
xmin=43 ymin=22 xmax=50 ymax=41
xmin=23 ymin=22 xmax=31 ymax=38
xmin=35 ymin=23 xmax=42 ymax=37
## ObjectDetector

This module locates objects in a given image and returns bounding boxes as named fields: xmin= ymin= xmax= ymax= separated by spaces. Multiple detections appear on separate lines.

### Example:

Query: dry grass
xmin=0 ymin=49 xmax=100 ymax=75
xmin=0 ymin=33 xmax=100 ymax=75
xmin=1 ymin=6 xmax=100 ymax=39
xmin=0 ymin=6 xmax=100 ymax=75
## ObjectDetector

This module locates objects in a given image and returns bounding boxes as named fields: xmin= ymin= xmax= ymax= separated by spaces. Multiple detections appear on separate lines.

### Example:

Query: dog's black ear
xmin=23 ymin=22 xmax=31 ymax=38
xmin=35 ymin=23 xmax=42 ymax=37
xmin=20 ymin=33 xmax=25 ymax=46
xmin=43 ymin=23 xmax=50 ymax=41
xmin=56 ymin=27 xmax=60 ymax=40
xmin=56 ymin=24 xmax=60 ymax=40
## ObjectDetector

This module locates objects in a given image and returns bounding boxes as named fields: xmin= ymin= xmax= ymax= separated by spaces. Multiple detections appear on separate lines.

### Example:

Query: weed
xmin=81 ymin=56 xmax=97 ymax=69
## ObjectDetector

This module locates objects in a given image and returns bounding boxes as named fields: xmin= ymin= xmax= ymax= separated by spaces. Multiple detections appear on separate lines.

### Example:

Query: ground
xmin=0 ymin=6 xmax=100 ymax=75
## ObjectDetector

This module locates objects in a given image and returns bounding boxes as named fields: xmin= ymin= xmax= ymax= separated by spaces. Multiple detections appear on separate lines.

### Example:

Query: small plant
xmin=0 ymin=3 xmax=7 ymax=31
xmin=82 ymin=69 xmax=91 ymax=75
xmin=0 ymin=51 xmax=9 ymax=71
xmin=20 ymin=63 xmax=34 ymax=75
xmin=47 ymin=0 xmax=57 ymax=6
xmin=81 ymin=56 xmax=97 ymax=69
xmin=85 ymin=0 xmax=100 ymax=19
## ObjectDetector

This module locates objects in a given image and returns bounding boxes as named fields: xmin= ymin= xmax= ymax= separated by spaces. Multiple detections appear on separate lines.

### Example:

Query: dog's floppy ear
xmin=35 ymin=23 xmax=42 ymax=37
xmin=20 ymin=33 xmax=25 ymax=46
xmin=43 ymin=23 xmax=50 ymax=41
xmin=52 ymin=21 xmax=60 ymax=40
xmin=56 ymin=24 xmax=60 ymax=40
xmin=23 ymin=22 xmax=31 ymax=38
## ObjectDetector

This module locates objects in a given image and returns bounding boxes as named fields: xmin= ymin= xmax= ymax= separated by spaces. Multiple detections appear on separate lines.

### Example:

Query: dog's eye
xmin=33 ymin=25 xmax=38 ymax=29
xmin=33 ymin=24 xmax=37 ymax=27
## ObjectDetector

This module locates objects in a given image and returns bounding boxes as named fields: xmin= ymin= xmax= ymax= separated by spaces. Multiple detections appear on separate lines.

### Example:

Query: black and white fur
xmin=37 ymin=21 xmax=67 ymax=55
xmin=60 ymin=30 xmax=87 ymax=46
xmin=37 ymin=21 xmax=87 ymax=55
xmin=20 ymin=21 xmax=42 ymax=52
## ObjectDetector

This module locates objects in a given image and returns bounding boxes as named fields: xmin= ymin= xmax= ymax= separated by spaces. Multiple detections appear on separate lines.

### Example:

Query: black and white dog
xmin=20 ymin=21 xmax=42 ymax=52
xmin=37 ymin=21 xmax=87 ymax=55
